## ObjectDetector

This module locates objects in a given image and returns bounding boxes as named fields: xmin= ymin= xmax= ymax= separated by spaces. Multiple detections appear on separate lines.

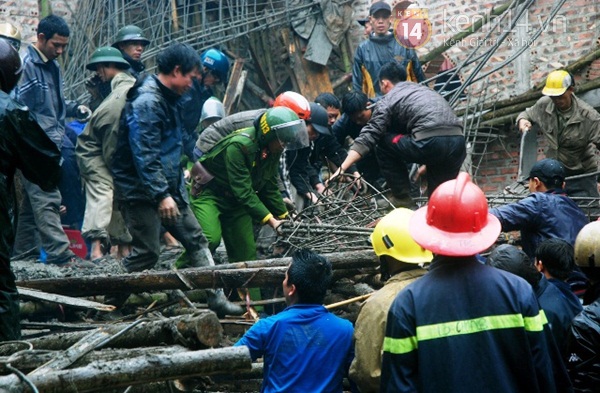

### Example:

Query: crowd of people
xmin=0 ymin=4 xmax=599 ymax=392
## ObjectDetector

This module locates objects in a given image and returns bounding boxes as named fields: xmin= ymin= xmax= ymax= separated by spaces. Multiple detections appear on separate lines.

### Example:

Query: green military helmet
xmin=86 ymin=47 xmax=131 ymax=71
xmin=574 ymin=220 xmax=600 ymax=269
xmin=259 ymin=107 xmax=309 ymax=150
xmin=112 ymin=25 xmax=150 ymax=47
xmin=0 ymin=23 xmax=21 ymax=51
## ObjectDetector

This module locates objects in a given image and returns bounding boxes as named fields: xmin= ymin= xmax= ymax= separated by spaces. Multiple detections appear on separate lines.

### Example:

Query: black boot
xmin=207 ymin=289 xmax=244 ymax=318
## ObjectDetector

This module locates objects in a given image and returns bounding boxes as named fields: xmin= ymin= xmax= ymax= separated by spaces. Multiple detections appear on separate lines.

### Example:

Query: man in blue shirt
xmin=235 ymin=249 xmax=354 ymax=392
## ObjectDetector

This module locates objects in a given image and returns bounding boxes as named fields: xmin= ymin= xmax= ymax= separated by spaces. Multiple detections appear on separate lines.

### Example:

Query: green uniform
xmin=190 ymin=127 xmax=287 ymax=262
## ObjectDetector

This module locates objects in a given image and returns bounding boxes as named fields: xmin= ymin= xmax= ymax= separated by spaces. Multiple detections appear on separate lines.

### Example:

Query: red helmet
xmin=273 ymin=91 xmax=311 ymax=121
xmin=409 ymin=172 xmax=501 ymax=256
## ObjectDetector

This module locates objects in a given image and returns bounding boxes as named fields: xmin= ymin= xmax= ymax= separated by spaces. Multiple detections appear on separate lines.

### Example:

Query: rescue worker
xmin=490 ymin=158 xmax=588 ymax=260
xmin=86 ymin=25 xmax=151 ymax=110
xmin=111 ymin=43 xmax=242 ymax=317
xmin=194 ymin=91 xmax=310 ymax=160
xmin=179 ymin=48 xmax=229 ymax=141
xmin=234 ymin=249 xmax=354 ymax=392
xmin=352 ymin=1 xmax=425 ymax=97
xmin=381 ymin=172 xmax=572 ymax=392
xmin=76 ymin=47 xmax=135 ymax=261
xmin=286 ymin=102 xmax=360 ymax=209
xmin=349 ymin=208 xmax=431 ymax=392
xmin=334 ymin=61 xmax=465 ymax=207
xmin=184 ymin=107 xmax=309 ymax=265
xmin=517 ymin=70 xmax=600 ymax=199
xmin=566 ymin=220 xmax=600 ymax=391
xmin=314 ymin=92 xmax=341 ymax=125
xmin=487 ymin=244 xmax=582 ymax=354
xmin=0 ymin=38 xmax=62 ymax=340
xmin=0 ymin=23 xmax=21 ymax=51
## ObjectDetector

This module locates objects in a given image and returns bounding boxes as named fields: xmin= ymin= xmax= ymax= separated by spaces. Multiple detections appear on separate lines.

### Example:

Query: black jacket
xmin=112 ymin=75 xmax=193 ymax=206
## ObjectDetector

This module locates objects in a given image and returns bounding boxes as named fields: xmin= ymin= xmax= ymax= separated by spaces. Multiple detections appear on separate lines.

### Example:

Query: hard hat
xmin=200 ymin=48 xmax=230 ymax=84
xmin=258 ymin=107 xmax=309 ymax=150
xmin=0 ymin=39 xmax=23 ymax=93
xmin=0 ymin=23 xmax=21 ymax=51
xmin=200 ymin=97 xmax=225 ymax=124
xmin=574 ymin=220 xmax=600 ymax=269
xmin=273 ymin=91 xmax=311 ymax=121
xmin=409 ymin=172 xmax=501 ymax=256
xmin=112 ymin=25 xmax=150 ymax=47
xmin=542 ymin=70 xmax=573 ymax=97
xmin=86 ymin=47 xmax=130 ymax=71
xmin=307 ymin=103 xmax=331 ymax=136
xmin=371 ymin=208 xmax=433 ymax=263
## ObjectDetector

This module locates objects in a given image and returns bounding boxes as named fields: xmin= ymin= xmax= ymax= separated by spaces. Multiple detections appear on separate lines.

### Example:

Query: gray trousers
xmin=12 ymin=172 xmax=74 ymax=263
xmin=119 ymin=200 xmax=214 ymax=272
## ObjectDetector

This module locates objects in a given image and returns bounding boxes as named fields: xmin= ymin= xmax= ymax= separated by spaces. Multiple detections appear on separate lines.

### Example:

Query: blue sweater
xmin=235 ymin=304 xmax=354 ymax=393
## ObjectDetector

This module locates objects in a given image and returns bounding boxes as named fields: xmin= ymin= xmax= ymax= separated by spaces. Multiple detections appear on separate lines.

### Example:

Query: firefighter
xmin=349 ymin=208 xmax=431 ymax=392
xmin=381 ymin=172 xmax=572 ymax=392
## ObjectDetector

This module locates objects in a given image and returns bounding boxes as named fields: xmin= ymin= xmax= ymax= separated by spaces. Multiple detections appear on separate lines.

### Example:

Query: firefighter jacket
xmin=352 ymin=32 xmax=426 ymax=97
xmin=112 ymin=75 xmax=193 ymax=206
xmin=381 ymin=256 xmax=572 ymax=393
xmin=199 ymin=127 xmax=287 ymax=224
xmin=349 ymin=268 xmax=426 ymax=393
xmin=351 ymin=82 xmax=462 ymax=159
xmin=517 ymin=95 xmax=600 ymax=176
xmin=14 ymin=45 xmax=80 ymax=149
xmin=490 ymin=189 xmax=589 ymax=259
xmin=76 ymin=72 xmax=136 ymax=184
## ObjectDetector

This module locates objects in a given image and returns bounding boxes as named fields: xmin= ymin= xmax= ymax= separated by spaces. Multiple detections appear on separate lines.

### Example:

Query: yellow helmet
xmin=542 ymin=70 xmax=573 ymax=97
xmin=371 ymin=208 xmax=433 ymax=263
xmin=0 ymin=23 xmax=21 ymax=51
xmin=574 ymin=220 xmax=600 ymax=269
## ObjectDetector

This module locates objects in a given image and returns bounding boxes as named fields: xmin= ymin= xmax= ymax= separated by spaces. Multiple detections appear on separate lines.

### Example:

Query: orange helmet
xmin=409 ymin=172 xmax=501 ymax=256
xmin=273 ymin=91 xmax=311 ymax=121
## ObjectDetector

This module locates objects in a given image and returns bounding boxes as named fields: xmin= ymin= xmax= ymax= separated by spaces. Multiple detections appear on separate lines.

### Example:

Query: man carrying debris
xmin=111 ymin=43 xmax=242 ymax=317
xmin=490 ymin=158 xmax=588 ymax=260
xmin=235 ymin=249 xmax=354 ymax=392
xmin=0 ymin=38 xmax=62 ymax=340
xmin=381 ymin=172 xmax=572 ymax=392
xmin=333 ymin=61 xmax=466 ymax=208
xmin=517 ymin=69 xmax=600 ymax=199
xmin=76 ymin=47 xmax=135 ymax=262
xmin=349 ymin=208 xmax=431 ymax=392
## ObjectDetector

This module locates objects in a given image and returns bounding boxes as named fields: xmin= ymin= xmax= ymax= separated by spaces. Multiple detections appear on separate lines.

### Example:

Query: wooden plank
xmin=222 ymin=58 xmax=246 ymax=115
xmin=18 ymin=287 xmax=115 ymax=312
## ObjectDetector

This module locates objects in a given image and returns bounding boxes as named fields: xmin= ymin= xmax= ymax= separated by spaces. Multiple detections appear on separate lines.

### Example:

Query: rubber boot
xmin=207 ymin=289 xmax=244 ymax=318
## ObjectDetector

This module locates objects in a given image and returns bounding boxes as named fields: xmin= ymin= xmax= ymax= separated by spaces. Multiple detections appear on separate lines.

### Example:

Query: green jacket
xmin=200 ymin=127 xmax=287 ymax=224
xmin=517 ymin=95 xmax=600 ymax=175
xmin=76 ymin=72 xmax=136 ymax=183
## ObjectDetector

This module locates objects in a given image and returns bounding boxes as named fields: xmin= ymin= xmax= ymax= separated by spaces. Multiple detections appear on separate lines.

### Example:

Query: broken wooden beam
xmin=2 ymin=346 xmax=188 ymax=374
xmin=18 ymin=287 xmax=115 ymax=312
xmin=17 ymin=251 xmax=378 ymax=297
xmin=0 ymin=312 xmax=222 ymax=353
xmin=0 ymin=346 xmax=251 ymax=393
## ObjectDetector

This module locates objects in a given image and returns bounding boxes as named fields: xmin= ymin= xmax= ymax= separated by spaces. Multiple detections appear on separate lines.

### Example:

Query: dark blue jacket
xmin=536 ymin=275 xmax=583 ymax=353
xmin=381 ymin=256 xmax=572 ymax=393
xmin=112 ymin=75 xmax=193 ymax=206
xmin=490 ymin=189 xmax=589 ymax=259
xmin=235 ymin=304 xmax=354 ymax=393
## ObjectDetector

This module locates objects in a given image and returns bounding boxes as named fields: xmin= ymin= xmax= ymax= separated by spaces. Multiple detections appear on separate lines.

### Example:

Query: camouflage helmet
xmin=112 ymin=25 xmax=150 ymax=47
xmin=0 ymin=23 xmax=21 ymax=51
xmin=86 ymin=47 xmax=130 ymax=70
